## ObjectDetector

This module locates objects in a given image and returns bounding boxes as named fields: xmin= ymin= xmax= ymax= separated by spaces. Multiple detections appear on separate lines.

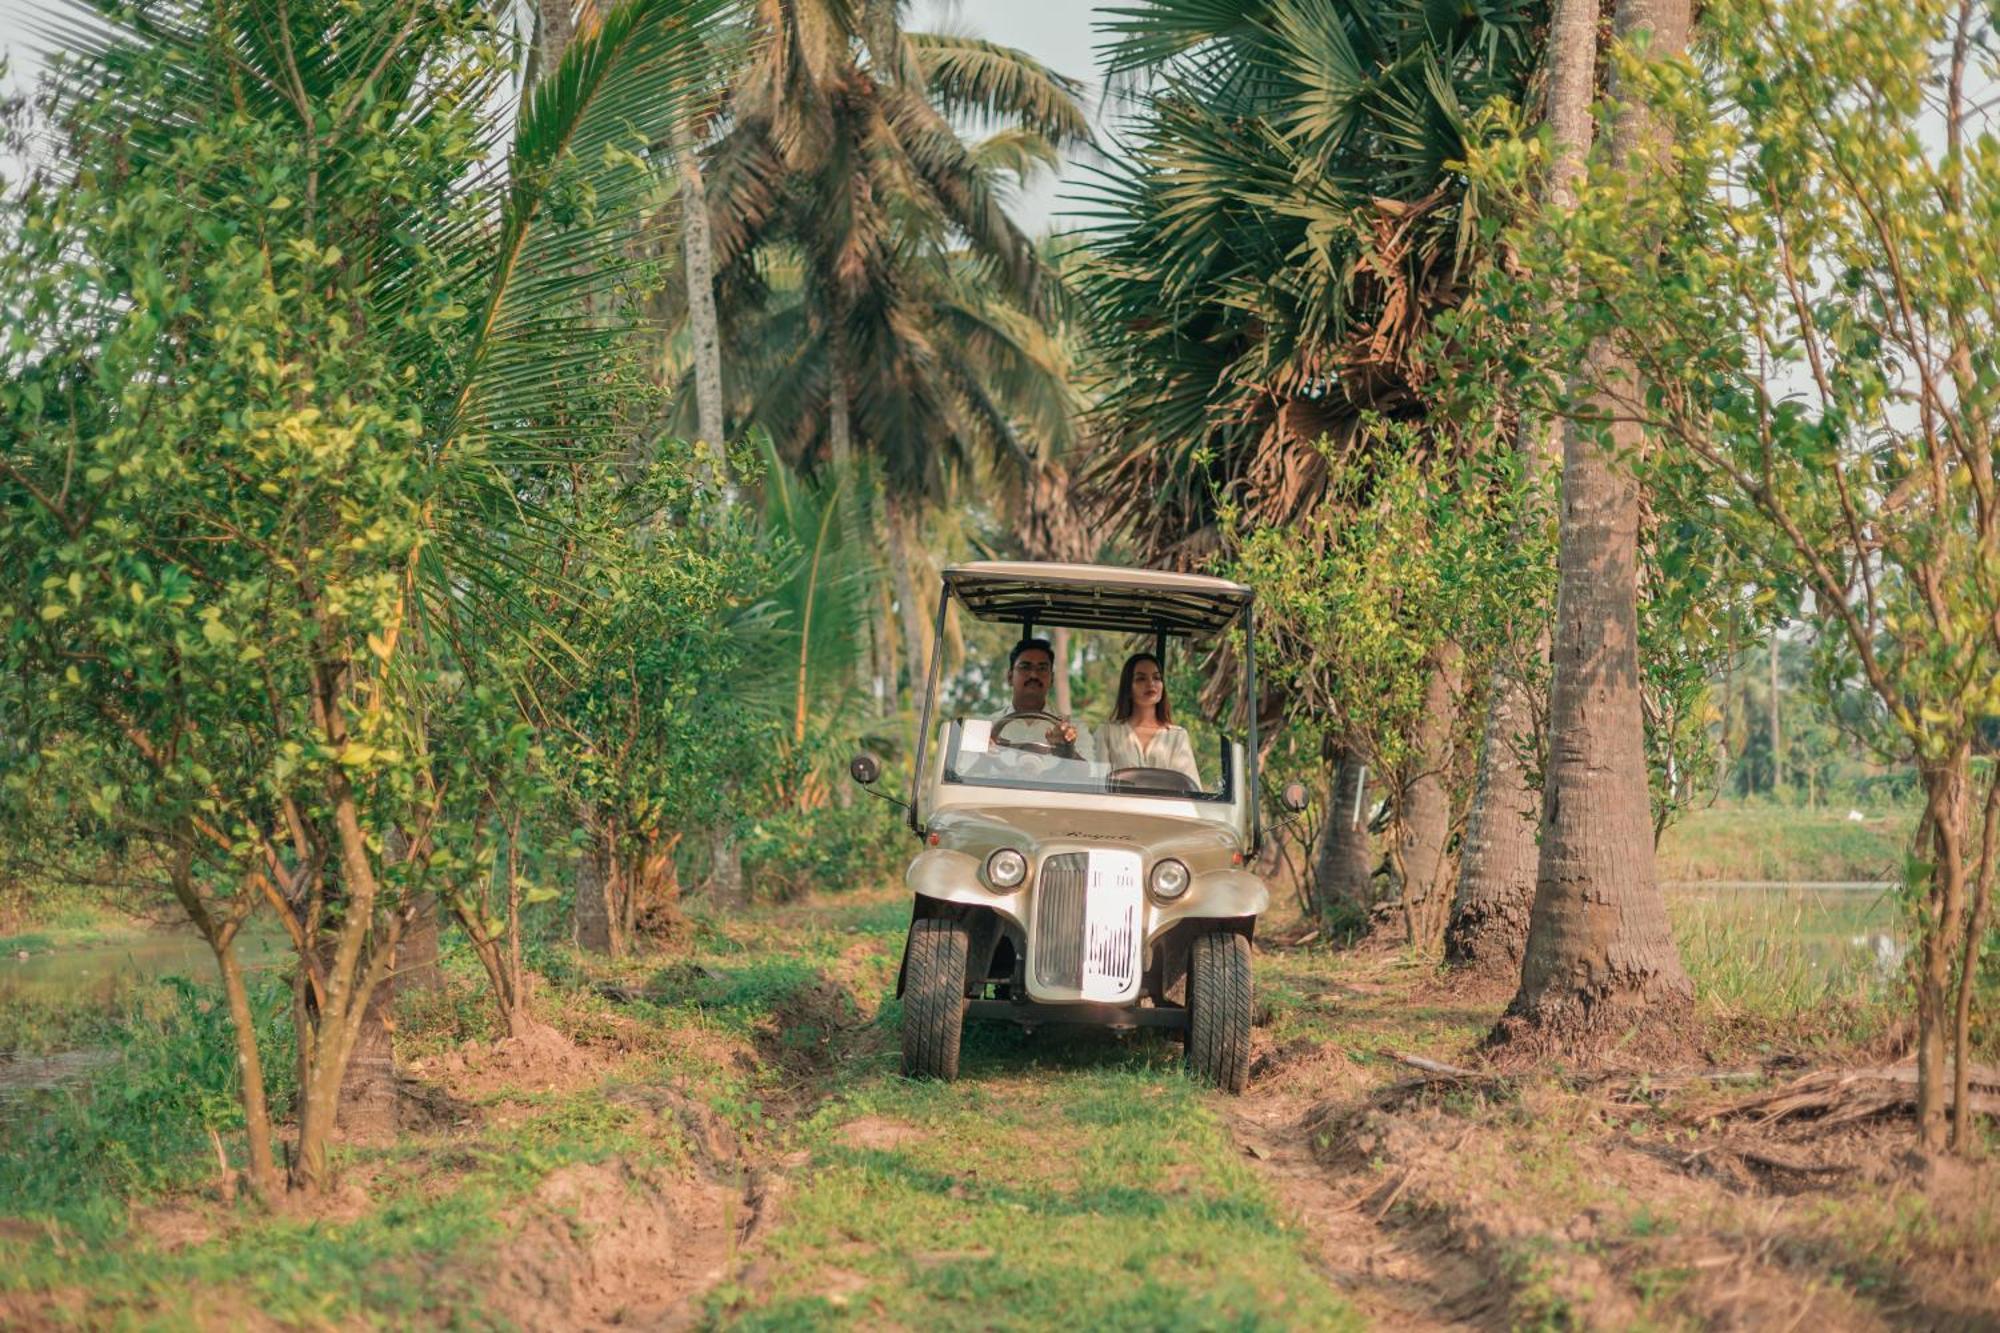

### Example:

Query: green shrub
xmin=741 ymin=799 xmax=904 ymax=900
xmin=0 ymin=975 xmax=296 ymax=1221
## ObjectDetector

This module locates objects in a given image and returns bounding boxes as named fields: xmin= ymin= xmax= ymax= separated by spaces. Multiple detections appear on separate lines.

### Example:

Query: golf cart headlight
xmin=986 ymin=848 xmax=1028 ymax=891
xmin=1149 ymin=858 xmax=1191 ymax=901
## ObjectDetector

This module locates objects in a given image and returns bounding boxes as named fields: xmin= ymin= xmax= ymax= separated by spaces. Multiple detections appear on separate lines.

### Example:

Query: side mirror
xmin=849 ymin=753 xmax=881 ymax=786
xmin=1280 ymin=781 xmax=1309 ymax=813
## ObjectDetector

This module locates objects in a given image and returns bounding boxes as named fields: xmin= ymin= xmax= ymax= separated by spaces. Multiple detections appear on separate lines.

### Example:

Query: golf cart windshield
xmin=920 ymin=563 xmax=1254 ymax=806
xmin=942 ymin=713 xmax=1234 ymax=801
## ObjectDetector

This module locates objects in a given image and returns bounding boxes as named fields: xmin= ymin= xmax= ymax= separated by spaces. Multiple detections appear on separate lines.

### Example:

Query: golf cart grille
xmin=1032 ymin=853 xmax=1138 ymax=992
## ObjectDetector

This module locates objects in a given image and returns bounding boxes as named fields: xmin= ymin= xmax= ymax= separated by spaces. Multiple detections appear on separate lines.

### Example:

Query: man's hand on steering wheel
xmin=993 ymin=710 xmax=1080 ymax=758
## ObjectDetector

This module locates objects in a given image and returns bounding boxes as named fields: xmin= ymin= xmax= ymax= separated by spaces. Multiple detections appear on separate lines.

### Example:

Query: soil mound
xmin=420 ymin=1022 xmax=609 ymax=1101
xmin=493 ymin=1158 xmax=738 ymax=1331
xmin=754 ymin=975 xmax=862 ymax=1076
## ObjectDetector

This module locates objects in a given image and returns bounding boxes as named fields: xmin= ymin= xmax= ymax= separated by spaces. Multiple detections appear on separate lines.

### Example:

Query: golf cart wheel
xmin=901 ymin=918 xmax=968 ymax=1081
xmin=1186 ymin=932 xmax=1252 ymax=1093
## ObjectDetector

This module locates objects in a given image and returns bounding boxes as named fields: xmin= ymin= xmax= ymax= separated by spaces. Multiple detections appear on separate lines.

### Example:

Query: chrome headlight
xmin=1148 ymin=858 xmax=1191 ymax=901
xmin=985 ymin=848 xmax=1029 ymax=891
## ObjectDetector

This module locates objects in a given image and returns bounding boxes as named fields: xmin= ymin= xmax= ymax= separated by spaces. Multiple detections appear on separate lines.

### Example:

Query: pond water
xmin=1664 ymin=881 xmax=1907 ymax=1000
xmin=0 ymin=924 xmax=289 ymax=1011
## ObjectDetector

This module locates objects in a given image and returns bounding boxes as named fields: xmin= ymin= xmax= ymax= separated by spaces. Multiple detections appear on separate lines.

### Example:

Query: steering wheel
xmin=991 ymin=710 xmax=1070 ymax=756
xmin=1106 ymin=765 xmax=1196 ymax=795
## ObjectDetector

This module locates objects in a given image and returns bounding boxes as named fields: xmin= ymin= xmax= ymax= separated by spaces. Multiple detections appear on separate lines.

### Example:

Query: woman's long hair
xmin=1112 ymin=653 xmax=1173 ymax=725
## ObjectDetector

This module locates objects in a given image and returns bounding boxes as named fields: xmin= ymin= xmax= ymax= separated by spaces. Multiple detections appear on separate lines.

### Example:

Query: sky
xmin=0 ymin=0 xmax=1125 ymax=236
xmin=910 ymin=0 xmax=1124 ymax=234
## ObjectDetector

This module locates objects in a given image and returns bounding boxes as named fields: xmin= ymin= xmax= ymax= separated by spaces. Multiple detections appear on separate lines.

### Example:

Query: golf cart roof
xmin=941 ymin=561 xmax=1252 ymax=638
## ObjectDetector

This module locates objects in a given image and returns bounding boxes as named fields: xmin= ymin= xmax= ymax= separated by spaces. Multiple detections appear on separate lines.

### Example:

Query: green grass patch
xmin=0 ymin=975 xmax=297 ymax=1236
xmin=1669 ymin=885 xmax=1902 ymax=1024
xmin=1657 ymin=802 xmax=1915 ymax=882
xmin=724 ymin=1053 xmax=1360 ymax=1331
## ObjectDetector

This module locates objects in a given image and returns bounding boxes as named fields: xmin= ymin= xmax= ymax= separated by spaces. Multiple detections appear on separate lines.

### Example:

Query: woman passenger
xmin=1098 ymin=653 xmax=1203 ymax=790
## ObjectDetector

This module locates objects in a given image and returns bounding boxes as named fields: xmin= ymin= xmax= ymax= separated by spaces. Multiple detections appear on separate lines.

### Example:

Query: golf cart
xmin=849 ymin=562 xmax=1303 ymax=1092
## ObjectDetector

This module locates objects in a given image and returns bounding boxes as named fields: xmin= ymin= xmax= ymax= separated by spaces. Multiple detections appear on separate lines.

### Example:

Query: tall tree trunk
xmin=1312 ymin=746 xmax=1374 ymax=921
xmin=1450 ymin=0 xmax=1598 ymax=975
xmin=397 ymin=895 xmax=442 ymax=992
xmin=1396 ymin=648 xmax=1463 ymax=953
xmin=1501 ymin=0 xmax=1695 ymax=1052
xmin=573 ymin=818 xmax=618 ymax=955
xmin=707 ymin=823 xmax=746 ymax=910
xmin=671 ymin=115 xmax=727 ymax=488
xmin=539 ymin=0 xmax=573 ymax=74
xmin=1448 ymin=678 xmax=1540 ymax=970
xmin=1768 ymin=629 xmax=1783 ymax=797
xmin=887 ymin=493 xmax=929 ymax=710
xmin=336 ymin=965 xmax=399 ymax=1139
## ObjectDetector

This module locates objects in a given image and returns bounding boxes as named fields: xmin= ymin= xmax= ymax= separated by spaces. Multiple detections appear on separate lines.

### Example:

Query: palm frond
xmin=905 ymin=32 xmax=1094 ymax=150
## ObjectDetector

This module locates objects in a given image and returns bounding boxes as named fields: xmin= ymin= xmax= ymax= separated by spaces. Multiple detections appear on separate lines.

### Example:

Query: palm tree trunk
xmin=1768 ymin=629 xmax=1783 ymax=797
xmin=1396 ymin=647 xmax=1463 ymax=953
xmin=707 ymin=824 xmax=746 ymax=909
xmin=1501 ymin=0 xmax=1695 ymax=1053
xmin=525 ymin=0 xmax=574 ymax=91
xmin=1312 ymin=746 xmax=1374 ymax=922
xmin=1450 ymin=0 xmax=1599 ymax=975
xmin=670 ymin=115 xmax=728 ymax=489
xmin=573 ymin=816 xmax=618 ymax=955
xmin=336 ymin=965 xmax=398 ymax=1137
xmin=887 ymin=493 xmax=929 ymax=709
xmin=397 ymin=895 xmax=442 ymax=991
xmin=1448 ymin=673 xmax=1541 ymax=970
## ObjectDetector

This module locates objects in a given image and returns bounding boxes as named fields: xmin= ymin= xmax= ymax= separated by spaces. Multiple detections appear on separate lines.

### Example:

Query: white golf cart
xmin=850 ymin=562 xmax=1302 ymax=1092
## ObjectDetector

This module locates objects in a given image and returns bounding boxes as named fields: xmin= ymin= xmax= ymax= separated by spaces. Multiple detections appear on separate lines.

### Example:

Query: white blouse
xmin=1097 ymin=721 xmax=1203 ymax=789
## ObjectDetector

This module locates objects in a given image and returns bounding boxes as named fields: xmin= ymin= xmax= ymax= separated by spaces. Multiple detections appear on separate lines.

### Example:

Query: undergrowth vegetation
xmin=0 ymin=977 xmax=295 ymax=1236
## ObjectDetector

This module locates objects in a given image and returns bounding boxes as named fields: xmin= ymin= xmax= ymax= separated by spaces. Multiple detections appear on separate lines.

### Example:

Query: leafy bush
xmin=741 ymin=799 xmax=906 ymax=900
xmin=0 ymin=976 xmax=296 ymax=1221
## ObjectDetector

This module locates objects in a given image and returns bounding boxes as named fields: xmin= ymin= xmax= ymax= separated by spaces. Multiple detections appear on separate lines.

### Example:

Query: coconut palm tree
xmin=688 ymin=2 xmax=1090 ymax=481
xmin=661 ymin=0 xmax=1090 ymax=715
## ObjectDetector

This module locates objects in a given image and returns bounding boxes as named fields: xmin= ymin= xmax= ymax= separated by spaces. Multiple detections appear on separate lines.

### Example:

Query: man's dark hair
xmin=1008 ymin=636 xmax=1055 ymax=668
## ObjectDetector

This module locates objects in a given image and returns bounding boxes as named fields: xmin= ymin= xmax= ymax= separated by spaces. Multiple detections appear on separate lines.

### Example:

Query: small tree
xmin=550 ymin=454 xmax=780 ymax=952
xmin=0 ymin=0 xmax=734 ymax=1191
xmin=1234 ymin=429 xmax=1542 ymax=952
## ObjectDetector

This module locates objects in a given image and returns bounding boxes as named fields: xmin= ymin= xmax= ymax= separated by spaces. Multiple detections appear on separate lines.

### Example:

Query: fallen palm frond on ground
xmin=1711 ymin=1063 xmax=2000 ymax=1131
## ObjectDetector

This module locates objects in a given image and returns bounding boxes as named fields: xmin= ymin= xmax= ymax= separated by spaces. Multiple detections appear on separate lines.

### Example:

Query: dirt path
xmin=1224 ymin=1088 xmax=1498 ymax=1331
xmin=1223 ymin=945 xmax=2000 ymax=1332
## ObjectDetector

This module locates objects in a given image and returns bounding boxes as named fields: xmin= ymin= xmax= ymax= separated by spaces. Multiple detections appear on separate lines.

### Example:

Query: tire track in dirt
xmin=1224 ymin=1085 xmax=1503 ymax=1332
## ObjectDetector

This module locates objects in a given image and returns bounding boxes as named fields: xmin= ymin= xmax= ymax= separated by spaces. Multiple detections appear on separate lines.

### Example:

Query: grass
xmin=722 ymin=1050 xmax=1361 ymax=1330
xmin=4 ymin=864 xmax=1990 ymax=1328
xmin=0 ymin=975 xmax=297 ymax=1241
xmin=1657 ymin=801 xmax=1917 ymax=882
xmin=1669 ymin=884 xmax=1904 ymax=1027
xmin=0 ymin=889 xmax=1362 ymax=1330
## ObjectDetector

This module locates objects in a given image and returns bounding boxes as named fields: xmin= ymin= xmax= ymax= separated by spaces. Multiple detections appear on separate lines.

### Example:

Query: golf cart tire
xmin=902 ymin=917 xmax=968 ymax=1081
xmin=1186 ymin=932 xmax=1252 ymax=1092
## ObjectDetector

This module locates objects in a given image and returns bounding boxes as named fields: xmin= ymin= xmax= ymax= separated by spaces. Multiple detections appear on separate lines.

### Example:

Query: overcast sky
xmin=0 ymin=0 xmax=1123 ymax=236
